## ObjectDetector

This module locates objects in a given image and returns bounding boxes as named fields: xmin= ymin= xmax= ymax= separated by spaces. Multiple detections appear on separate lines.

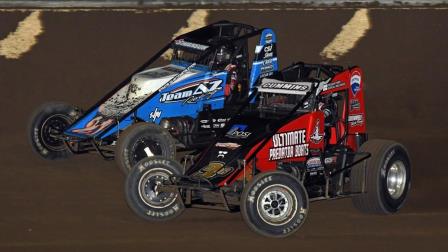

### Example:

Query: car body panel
xmin=64 ymin=61 xmax=228 ymax=139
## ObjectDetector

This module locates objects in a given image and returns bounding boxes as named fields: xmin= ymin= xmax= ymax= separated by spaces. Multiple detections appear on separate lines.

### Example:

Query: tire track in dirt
xmin=0 ymin=10 xmax=43 ymax=59
xmin=320 ymin=8 xmax=371 ymax=60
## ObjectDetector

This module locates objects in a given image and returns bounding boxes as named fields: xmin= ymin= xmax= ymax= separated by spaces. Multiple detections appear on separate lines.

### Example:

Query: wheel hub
xmin=132 ymin=138 xmax=163 ymax=164
xmin=257 ymin=185 xmax=297 ymax=226
xmin=386 ymin=160 xmax=407 ymax=199
xmin=138 ymin=169 xmax=177 ymax=208
xmin=40 ymin=114 xmax=71 ymax=151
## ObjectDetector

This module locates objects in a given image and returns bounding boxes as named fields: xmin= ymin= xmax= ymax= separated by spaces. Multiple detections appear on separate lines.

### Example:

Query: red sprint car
xmin=124 ymin=61 xmax=411 ymax=238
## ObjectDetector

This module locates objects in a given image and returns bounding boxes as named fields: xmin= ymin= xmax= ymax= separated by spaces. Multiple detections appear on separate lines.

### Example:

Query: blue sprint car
xmin=29 ymin=21 xmax=279 ymax=173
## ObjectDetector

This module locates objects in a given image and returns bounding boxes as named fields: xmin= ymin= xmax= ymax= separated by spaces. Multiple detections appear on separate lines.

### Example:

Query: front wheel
xmin=28 ymin=102 xmax=82 ymax=160
xmin=350 ymin=139 xmax=411 ymax=214
xmin=125 ymin=157 xmax=185 ymax=221
xmin=240 ymin=171 xmax=309 ymax=238
xmin=116 ymin=123 xmax=176 ymax=174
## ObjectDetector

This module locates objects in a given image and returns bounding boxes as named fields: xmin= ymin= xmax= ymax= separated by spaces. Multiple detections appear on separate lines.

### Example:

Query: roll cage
xmin=186 ymin=62 xmax=353 ymax=180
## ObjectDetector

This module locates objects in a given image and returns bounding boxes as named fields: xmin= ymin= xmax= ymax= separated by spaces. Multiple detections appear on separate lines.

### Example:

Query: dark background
xmin=0 ymin=7 xmax=447 ymax=251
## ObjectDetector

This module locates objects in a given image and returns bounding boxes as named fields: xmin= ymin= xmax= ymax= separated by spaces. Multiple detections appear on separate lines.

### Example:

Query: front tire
xmin=125 ymin=157 xmax=185 ymax=221
xmin=116 ymin=123 xmax=176 ymax=174
xmin=351 ymin=139 xmax=411 ymax=214
xmin=241 ymin=171 xmax=309 ymax=238
xmin=28 ymin=102 xmax=82 ymax=160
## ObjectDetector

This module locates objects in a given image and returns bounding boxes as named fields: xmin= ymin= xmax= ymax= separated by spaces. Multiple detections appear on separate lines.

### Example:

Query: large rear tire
xmin=240 ymin=171 xmax=309 ymax=238
xmin=28 ymin=102 xmax=82 ymax=160
xmin=116 ymin=123 xmax=176 ymax=174
xmin=125 ymin=157 xmax=185 ymax=221
xmin=351 ymin=139 xmax=411 ymax=214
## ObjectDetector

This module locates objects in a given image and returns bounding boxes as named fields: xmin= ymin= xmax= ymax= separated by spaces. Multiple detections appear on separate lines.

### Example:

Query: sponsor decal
xmin=261 ymin=64 xmax=275 ymax=73
xmin=217 ymin=150 xmax=228 ymax=159
xmin=260 ymin=82 xmax=310 ymax=92
xmin=196 ymin=161 xmax=234 ymax=179
xmin=255 ymin=42 xmax=276 ymax=60
xmin=149 ymin=107 xmax=162 ymax=122
xmin=260 ymin=71 xmax=274 ymax=78
xmin=269 ymin=130 xmax=309 ymax=161
xmin=255 ymin=45 xmax=263 ymax=54
xmin=348 ymin=114 xmax=363 ymax=126
xmin=382 ymin=149 xmax=396 ymax=176
xmin=265 ymin=33 xmax=273 ymax=44
xmin=324 ymin=156 xmax=337 ymax=165
xmin=263 ymin=44 xmax=274 ymax=58
xmin=160 ymin=78 xmax=222 ymax=104
xmin=216 ymin=166 xmax=234 ymax=176
xmin=215 ymin=118 xmax=228 ymax=123
xmin=323 ymin=80 xmax=345 ymax=91
xmin=197 ymin=162 xmax=223 ymax=178
xmin=306 ymin=156 xmax=337 ymax=169
xmin=200 ymin=118 xmax=229 ymax=130
xmin=306 ymin=157 xmax=322 ymax=169
xmin=262 ymin=58 xmax=274 ymax=65
xmin=145 ymin=203 xmax=180 ymax=217
xmin=306 ymin=156 xmax=337 ymax=175
xmin=310 ymin=119 xmax=324 ymax=144
xmin=210 ymin=118 xmax=229 ymax=124
xmin=282 ymin=207 xmax=307 ymax=234
xmin=350 ymin=99 xmax=361 ymax=111
xmin=174 ymin=39 xmax=209 ymax=51
xmin=264 ymin=44 xmax=273 ymax=53
xmin=215 ymin=142 xmax=241 ymax=150
xmin=350 ymin=71 xmax=361 ymax=97
xmin=226 ymin=124 xmax=251 ymax=139
xmin=248 ymin=175 xmax=273 ymax=203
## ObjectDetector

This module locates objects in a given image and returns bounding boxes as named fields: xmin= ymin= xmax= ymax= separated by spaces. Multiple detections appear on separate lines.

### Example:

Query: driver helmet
xmin=216 ymin=45 xmax=232 ymax=66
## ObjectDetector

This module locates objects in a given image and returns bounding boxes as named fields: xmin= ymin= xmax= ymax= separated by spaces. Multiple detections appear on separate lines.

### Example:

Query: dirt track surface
xmin=1 ymin=7 xmax=448 ymax=252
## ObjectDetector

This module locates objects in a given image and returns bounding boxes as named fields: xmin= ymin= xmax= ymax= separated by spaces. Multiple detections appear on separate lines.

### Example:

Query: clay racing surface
xmin=0 ymin=7 xmax=447 ymax=251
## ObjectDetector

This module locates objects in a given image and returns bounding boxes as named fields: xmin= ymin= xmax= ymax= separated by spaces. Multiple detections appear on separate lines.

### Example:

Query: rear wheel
xmin=116 ymin=123 xmax=176 ymax=174
xmin=240 ymin=171 xmax=309 ymax=238
xmin=125 ymin=157 xmax=185 ymax=221
xmin=350 ymin=139 xmax=411 ymax=214
xmin=28 ymin=102 xmax=82 ymax=160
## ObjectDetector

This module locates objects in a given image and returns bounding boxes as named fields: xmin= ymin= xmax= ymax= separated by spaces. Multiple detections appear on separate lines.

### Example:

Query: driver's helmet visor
xmin=216 ymin=46 xmax=231 ymax=64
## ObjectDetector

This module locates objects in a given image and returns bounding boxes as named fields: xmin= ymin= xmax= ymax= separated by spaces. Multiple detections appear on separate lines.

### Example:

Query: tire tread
xmin=116 ymin=122 xmax=176 ymax=174
xmin=351 ymin=139 xmax=409 ymax=214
